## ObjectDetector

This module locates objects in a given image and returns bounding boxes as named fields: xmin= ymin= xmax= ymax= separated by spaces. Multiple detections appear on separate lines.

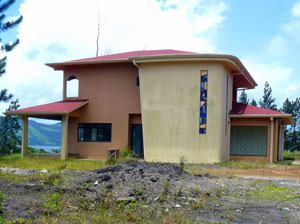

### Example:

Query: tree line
xmin=238 ymin=81 xmax=300 ymax=151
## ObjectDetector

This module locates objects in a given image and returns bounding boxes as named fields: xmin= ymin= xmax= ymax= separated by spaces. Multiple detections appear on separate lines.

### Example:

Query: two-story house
xmin=5 ymin=50 xmax=294 ymax=163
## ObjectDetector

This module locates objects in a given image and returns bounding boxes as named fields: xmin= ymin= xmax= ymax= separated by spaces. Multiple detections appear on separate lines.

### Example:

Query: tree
xmin=95 ymin=13 xmax=105 ymax=57
xmin=259 ymin=81 xmax=277 ymax=110
xmin=0 ymin=99 xmax=21 ymax=155
xmin=250 ymin=99 xmax=257 ymax=106
xmin=238 ymin=90 xmax=249 ymax=104
xmin=281 ymin=98 xmax=300 ymax=151
xmin=0 ymin=0 xmax=23 ymax=102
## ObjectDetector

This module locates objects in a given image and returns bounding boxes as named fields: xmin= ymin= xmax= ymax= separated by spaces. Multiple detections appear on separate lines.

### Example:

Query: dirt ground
xmin=1 ymin=161 xmax=300 ymax=223
xmin=187 ymin=164 xmax=300 ymax=180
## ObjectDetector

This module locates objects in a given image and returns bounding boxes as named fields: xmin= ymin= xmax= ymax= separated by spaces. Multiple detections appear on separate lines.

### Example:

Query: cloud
xmin=282 ymin=1 xmax=300 ymax=38
xmin=0 ymin=0 xmax=227 ymax=120
xmin=266 ymin=35 xmax=288 ymax=57
xmin=292 ymin=1 xmax=300 ymax=17
xmin=242 ymin=57 xmax=295 ymax=107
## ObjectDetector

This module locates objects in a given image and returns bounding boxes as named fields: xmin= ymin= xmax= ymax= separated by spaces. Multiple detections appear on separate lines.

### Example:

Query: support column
xmin=270 ymin=117 xmax=274 ymax=163
xmin=61 ymin=114 xmax=69 ymax=160
xmin=227 ymin=118 xmax=231 ymax=161
xmin=21 ymin=116 xmax=28 ymax=158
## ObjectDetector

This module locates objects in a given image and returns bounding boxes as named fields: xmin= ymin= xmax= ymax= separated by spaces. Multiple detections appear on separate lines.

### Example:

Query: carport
xmin=4 ymin=99 xmax=89 ymax=160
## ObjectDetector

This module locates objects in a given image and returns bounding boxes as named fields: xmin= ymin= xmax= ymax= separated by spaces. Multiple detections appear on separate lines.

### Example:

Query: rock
xmin=150 ymin=176 xmax=158 ymax=182
xmin=282 ymin=207 xmax=290 ymax=212
xmin=94 ymin=180 xmax=98 ymax=186
xmin=154 ymin=197 xmax=160 ymax=201
xmin=101 ymin=175 xmax=111 ymax=182
xmin=175 ymin=204 xmax=181 ymax=208
xmin=116 ymin=197 xmax=136 ymax=204
xmin=292 ymin=161 xmax=300 ymax=165
xmin=40 ymin=169 xmax=48 ymax=173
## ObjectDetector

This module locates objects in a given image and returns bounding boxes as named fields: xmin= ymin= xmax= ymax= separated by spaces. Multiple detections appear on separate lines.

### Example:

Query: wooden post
xmin=21 ymin=116 xmax=28 ymax=158
xmin=61 ymin=115 xmax=69 ymax=160
xmin=270 ymin=117 xmax=274 ymax=163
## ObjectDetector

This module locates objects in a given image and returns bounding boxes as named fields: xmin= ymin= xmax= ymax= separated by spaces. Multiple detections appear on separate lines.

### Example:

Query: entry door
xmin=131 ymin=124 xmax=144 ymax=158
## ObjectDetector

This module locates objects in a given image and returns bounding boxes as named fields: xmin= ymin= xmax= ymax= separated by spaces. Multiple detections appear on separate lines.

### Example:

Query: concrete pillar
xmin=227 ymin=118 xmax=231 ymax=161
xmin=270 ymin=117 xmax=274 ymax=163
xmin=61 ymin=115 xmax=69 ymax=160
xmin=21 ymin=116 xmax=28 ymax=158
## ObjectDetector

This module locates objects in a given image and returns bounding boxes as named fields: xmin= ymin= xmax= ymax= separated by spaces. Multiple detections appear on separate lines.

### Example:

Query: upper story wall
xmin=139 ymin=61 xmax=233 ymax=163
xmin=63 ymin=62 xmax=141 ymax=120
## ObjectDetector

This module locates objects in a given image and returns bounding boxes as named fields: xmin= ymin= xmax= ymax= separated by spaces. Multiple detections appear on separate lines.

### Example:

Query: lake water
xmin=29 ymin=145 xmax=61 ymax=153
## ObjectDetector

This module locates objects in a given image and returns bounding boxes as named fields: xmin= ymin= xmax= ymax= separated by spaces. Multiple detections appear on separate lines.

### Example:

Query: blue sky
xmin=1 ymin=0 xmax=300 ymax=123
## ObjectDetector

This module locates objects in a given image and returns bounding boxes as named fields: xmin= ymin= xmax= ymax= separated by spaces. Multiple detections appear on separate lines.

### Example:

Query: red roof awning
xmin=230 ymin=102 xmax=294 ymax=125
xmin=4 ymin=99 xmax=89 ymax=119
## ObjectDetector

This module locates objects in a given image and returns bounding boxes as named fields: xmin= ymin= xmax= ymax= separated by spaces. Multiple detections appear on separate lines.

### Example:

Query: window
xmin=199 ymin=70 xmax=208 ymax=134
xmin=78 ymin=123 xmax=112 ymax=142
xmin=66 ymin=76 xmax=79 ymax=97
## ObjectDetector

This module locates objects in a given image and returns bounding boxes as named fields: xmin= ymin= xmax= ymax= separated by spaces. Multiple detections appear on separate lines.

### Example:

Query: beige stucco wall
xmin=139 ymin=61 xmax=232 ymax=163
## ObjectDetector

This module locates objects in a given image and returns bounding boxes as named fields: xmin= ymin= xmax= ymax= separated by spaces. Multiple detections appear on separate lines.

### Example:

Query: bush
xmin=0 ymin=190 xmax=5 ymax=223
xmin=42 ymin=192 xmax=62 ymax=215
xmin=43 ymin=173 xmax=62 ymax=186
xmin=179 ymin=156 xmax=187 ymax=169
xmin=28 ymin=146 xmax=49 ymax=154
xmin=120 ymin=145 xmax=132 ymax=158
xmin=105 ymin=157 xmax=117 ymax=165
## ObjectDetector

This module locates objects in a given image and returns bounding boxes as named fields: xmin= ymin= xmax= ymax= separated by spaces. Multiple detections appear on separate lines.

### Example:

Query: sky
xmin=0 ymin=0 xmax=300 ymax=124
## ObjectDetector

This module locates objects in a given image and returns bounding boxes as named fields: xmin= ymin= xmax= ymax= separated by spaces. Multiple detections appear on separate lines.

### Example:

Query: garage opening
xmin=230 ymin=126 xmax=268 ymax=156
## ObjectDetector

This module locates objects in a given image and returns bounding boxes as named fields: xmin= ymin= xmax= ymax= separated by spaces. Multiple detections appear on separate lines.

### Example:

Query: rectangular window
xmin=199 ymin=70 xmax=208 ymax=134
xmin=78 ymin=123 xmax=112 ymax=142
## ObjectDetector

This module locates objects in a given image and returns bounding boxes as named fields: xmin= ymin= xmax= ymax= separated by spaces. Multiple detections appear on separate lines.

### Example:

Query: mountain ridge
xmin=0 ymin=117 xmax=62 ymax=146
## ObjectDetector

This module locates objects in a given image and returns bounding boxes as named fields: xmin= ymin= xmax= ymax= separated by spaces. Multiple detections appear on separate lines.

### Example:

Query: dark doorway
xmin=131 ymin=124 xmax=144 ymax=158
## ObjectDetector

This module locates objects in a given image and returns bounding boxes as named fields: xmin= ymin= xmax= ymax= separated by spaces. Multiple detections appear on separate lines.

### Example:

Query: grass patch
xmin=0 ymin=154 xmax=106 ymax=171
xmin=283 ymin=150 xmax=300 ymax=161
xmin=218 ymin=161 xmax=266 ymax=169
xmin=247 ymin=184 xmax=299 ymax=202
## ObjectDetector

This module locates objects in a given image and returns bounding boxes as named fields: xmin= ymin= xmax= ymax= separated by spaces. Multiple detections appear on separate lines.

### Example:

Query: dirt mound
xmin=73 ymin=161 xmax=192 ymax=203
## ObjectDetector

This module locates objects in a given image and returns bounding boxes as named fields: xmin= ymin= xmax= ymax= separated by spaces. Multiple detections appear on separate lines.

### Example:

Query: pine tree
xmin=259 ymin=81 xmax=277 ymax=110
xmin=0 ymin=0 xmax=23 ymax=102
xmin=0 ymin=99 xmax=21 ymax=155
xmin=238 ymin=90 xmax=249 ymax=104
xmin=281 ymin=98 xmax=300 ymax=151
xmin=250 ymin=99 xmax=257 ymax=106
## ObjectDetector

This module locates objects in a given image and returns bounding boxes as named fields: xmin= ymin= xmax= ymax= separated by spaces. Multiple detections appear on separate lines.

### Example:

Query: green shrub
xmin=28 ymin=146 xmax=49 ymax=154
xmin=120 ymin=144 xmax=133 ymax=158
xmin=0 ymin=190 xmax=5 ymax=223
xmin=105 ymin=157 xmax=117 ymax=165
xmin=42 ymin=192 xmax=62 ymax=215
xmin=179 ymin=156 xmax=187 ymax=169
xmin=43 ymin=173 xmax=62 ymax=186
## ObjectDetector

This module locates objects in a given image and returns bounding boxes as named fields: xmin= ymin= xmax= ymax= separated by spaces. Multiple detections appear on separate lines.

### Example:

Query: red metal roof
xmin=70 ymin=49 xmax=194 ymax=63
xmin=6 ymin=99 xmax=89 ymax=114
xmin=231 ymin=102 xmax=288 ymax=115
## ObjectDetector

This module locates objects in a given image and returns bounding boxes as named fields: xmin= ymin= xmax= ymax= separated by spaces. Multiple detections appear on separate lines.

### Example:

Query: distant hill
xmin=0 ymin=117 xmax=62 ymax=146
xmin=26 ymin=120 xmax=62 ymax=146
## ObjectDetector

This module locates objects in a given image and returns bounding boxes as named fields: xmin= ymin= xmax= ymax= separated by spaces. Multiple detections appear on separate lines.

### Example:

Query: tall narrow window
xmin=199 ymin=70 xmax=208 ymax=134
xmin=66 ymin=76 xmax=79 ymax=98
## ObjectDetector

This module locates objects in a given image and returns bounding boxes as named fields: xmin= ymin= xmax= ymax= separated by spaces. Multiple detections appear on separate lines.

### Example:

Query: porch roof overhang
xmin=3 ymin=99 xmax=89 ymax=120
xmin=229 ymin=102 xmax=295 ymax=125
